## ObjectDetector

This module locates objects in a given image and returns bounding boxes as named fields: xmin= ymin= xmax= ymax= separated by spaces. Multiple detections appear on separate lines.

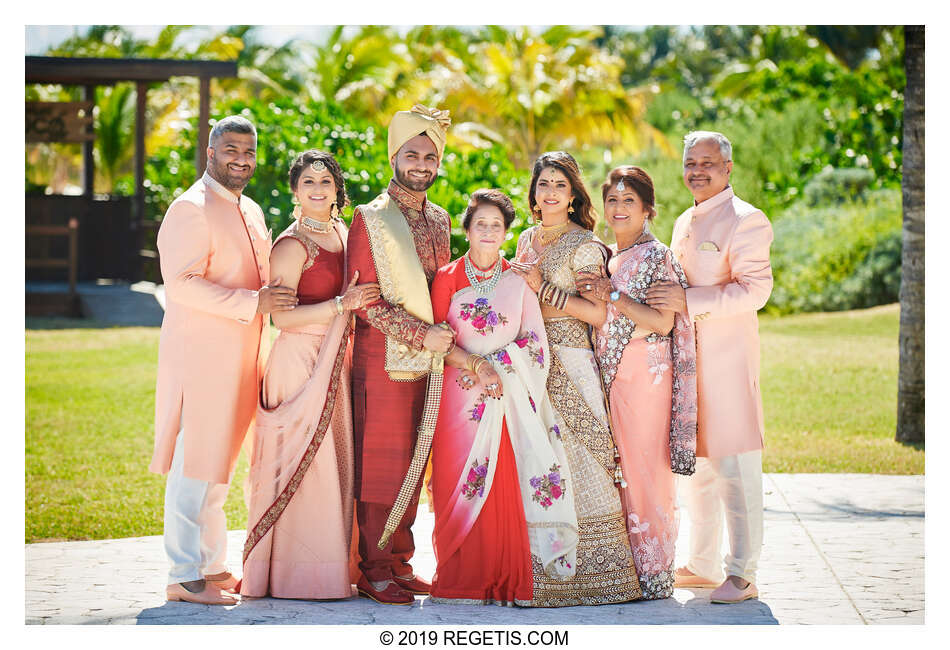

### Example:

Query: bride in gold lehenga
xmin=510 ymin=151 xmax=642 ymax=607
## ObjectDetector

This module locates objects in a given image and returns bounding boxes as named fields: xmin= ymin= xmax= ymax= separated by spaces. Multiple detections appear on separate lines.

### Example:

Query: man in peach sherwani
xmin=646 ymin=131 xmax=773 ymax=604
xmin=151 ymin=116 xmax=297 ymax=605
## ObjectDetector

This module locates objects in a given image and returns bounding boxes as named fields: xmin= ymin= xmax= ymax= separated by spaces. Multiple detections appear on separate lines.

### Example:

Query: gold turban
xmin=387 ymin=104 xmax=451 ymax=162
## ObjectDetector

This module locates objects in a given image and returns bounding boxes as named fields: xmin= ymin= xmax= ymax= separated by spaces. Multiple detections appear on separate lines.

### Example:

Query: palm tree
xmin=419 ymin=26 xmax=672 ymax=167
xmin=39 ymin=25 xmax=232 ymax=193
xmin=310 ymin=25 xmax=410 ymax=118
xmin=896 ymin=25 xmax=924 ymax=444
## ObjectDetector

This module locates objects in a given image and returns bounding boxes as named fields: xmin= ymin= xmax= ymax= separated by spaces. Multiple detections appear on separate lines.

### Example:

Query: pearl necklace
xmin=464 ymin=252 xmax=502 ymax=297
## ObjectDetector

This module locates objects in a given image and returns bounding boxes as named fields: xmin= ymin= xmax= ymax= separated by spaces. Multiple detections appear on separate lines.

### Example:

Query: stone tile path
xmin=25 ymin=474 xmax=923 ymax=625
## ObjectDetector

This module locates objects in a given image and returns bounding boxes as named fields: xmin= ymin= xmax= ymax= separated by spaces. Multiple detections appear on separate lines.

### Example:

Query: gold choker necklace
xmin=539 ymin=221 xmax=570 ymax=246
xmin=294 ymin=205 xmax=334 ymax=233
xmin=300 ymin=216 xmax=333 ymax=233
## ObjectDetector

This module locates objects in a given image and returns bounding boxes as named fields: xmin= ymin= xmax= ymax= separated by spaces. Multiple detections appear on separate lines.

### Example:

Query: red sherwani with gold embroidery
xmin=347 ymin=180 xmax=451 ymax=581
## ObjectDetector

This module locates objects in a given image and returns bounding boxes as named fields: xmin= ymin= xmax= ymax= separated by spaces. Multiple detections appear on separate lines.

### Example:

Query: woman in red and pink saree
xmin=429 ymin=190 xmax=578 ymax=607
xmin=241 ymin=151 xmax=380 ymax=599
xmin=578 ymin=166 xmax=697 ymax=600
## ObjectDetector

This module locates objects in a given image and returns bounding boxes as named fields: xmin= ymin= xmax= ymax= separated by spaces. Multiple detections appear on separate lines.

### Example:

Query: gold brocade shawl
xmin=362 ymin=192 xmax=435 ymax=381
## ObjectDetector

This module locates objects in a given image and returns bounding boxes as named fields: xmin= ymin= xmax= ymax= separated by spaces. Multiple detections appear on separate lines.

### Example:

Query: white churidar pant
xmin=163 ymin=425 xmax=230 ymax=585
xmin=679 ymin=449 xmax=763 ymax=584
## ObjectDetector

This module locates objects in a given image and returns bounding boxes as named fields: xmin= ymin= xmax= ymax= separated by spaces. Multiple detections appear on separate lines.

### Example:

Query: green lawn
xmin=759 ymin=303 xmax=921 ymax=473
xmin=25 ymin=304 xmax=922 ymax=542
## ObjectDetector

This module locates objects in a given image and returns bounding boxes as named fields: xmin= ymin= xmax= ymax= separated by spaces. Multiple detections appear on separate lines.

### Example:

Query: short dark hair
xmin=602 ymin=165 xmax=657 ymax=221
xmin=209 ymin=115 xmax=256 ymax=147
xmin=288 ymin=149 xmax=349 ymax=210
xmin=462 ymin=188 xmax=516 ymax=230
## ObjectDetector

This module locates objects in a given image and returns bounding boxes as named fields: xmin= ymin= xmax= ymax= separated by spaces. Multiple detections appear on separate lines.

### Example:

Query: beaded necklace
xmin=464 ymin=252 xmax=502 ymax=296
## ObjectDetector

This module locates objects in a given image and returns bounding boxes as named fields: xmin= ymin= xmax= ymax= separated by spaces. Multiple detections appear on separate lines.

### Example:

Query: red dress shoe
xmin=357 ymin=576 xmax=414 ymax=605
xmin=393 ymin=573 xmax=431 ymax=595
xmin=204 ymin=571 xmax=240 ymax=594
xmin=166 ymin=582 xmax=238 ymax=605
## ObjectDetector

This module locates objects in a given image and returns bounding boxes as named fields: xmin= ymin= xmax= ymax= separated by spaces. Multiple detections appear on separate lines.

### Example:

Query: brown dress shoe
xmin=166 ymin=582 xmax=238 ymax=605
xmin=356 ymin=576 xmax=414 ymax=605
xmin=204 ymin=571 xmax=240 ymax=594
xmin=393 ymin=573 xmax=432 ymax=595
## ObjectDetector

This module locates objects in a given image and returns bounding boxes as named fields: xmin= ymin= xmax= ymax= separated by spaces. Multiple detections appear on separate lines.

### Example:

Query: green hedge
xmin=768 ymin=189 xmax=901 ymax=314
xmin=144 ymin=98 xmax=532 ymax=260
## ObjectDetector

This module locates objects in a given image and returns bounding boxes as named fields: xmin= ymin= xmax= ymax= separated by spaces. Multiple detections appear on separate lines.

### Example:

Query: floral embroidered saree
xmin=429 ymin=259 xmax=578 ymax=606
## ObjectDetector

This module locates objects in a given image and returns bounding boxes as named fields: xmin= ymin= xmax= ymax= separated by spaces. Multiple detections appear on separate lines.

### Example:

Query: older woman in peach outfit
xmin=578 ymin=166 xmax=697 ymax=600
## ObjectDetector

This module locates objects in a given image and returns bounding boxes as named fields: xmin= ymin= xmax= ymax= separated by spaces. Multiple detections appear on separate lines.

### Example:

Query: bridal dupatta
xmin=432 ymin=269 xmax=579 ymax=585
xmin=241 ymin=220 xmax=354 ymax=598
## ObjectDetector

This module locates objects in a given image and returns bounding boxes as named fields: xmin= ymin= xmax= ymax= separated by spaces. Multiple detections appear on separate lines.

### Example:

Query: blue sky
xmin=25 ymin=26 xmax=356 ymax=55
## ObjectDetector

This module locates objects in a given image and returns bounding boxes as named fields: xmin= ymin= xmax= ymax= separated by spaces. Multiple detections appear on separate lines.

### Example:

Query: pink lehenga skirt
xmin=241 ymin=317 xmax=356 ymax=600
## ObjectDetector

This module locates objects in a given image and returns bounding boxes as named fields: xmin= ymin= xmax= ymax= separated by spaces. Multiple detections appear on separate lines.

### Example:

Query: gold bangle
xmin=471 ymin=357 xmax=487 ymax=375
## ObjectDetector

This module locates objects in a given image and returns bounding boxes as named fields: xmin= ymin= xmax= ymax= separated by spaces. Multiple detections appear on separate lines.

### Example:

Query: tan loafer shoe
xmin=204 ymin=571 xmax=240 ymax=594
xmin=673 ymin=567 xmax=720 ymax=589
xmin=710 ymin=578 xmax=758 ymax=604
xmin=166 ymin=582 xmax=238 ymax=605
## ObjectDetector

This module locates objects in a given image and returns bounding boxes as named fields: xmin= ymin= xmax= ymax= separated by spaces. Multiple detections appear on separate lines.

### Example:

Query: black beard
xmin=394 ymin=163 xmax=436 ymax=192
xmin=209 ymin=158 xmax=253 ymax=191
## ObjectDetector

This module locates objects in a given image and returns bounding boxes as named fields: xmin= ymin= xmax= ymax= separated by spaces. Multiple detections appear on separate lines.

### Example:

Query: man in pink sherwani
xmin=150 ymin=116 xmax=297 ymax=605
xmin=646 ymin=131 xmax=773 ymax=604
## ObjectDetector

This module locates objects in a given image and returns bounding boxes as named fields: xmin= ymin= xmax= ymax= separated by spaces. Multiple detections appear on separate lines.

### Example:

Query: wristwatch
xmin=609 ymin=290 xmax=621 ymax=303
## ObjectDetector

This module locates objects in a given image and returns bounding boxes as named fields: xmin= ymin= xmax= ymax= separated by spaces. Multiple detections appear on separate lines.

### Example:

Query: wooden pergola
xmin=26 ymin=56 xmax=238 ymax=312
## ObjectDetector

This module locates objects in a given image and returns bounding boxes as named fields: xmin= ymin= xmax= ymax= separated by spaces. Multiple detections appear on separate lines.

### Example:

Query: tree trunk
xmin=896 ymin=25 xmax=925 ymax=444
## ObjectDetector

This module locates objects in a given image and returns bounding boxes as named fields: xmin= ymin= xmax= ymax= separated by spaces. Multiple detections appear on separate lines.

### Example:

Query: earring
xmin=531 ymin=204 xmax=541 ymax=214
xmin=568 ymin=205 xmax=575 ymax=214
xmin=292 ymin=195 xmax=300 ymax=205
xmin=330 ymin=202 xmax=339 ymax=219
xmin=642 ymin=220 xmax=650 ymax=235
xmin=292 ymin=204 xmax=302 ymax=220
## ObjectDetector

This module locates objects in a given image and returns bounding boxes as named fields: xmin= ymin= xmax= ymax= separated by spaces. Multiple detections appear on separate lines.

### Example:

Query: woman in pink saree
xmin=241 ymin=151 xmax=380 ymax=599
xmin=577 ymin=166 xmax=697 ymax=600
xmin=429 ymin=190 xmax=578 ymax=606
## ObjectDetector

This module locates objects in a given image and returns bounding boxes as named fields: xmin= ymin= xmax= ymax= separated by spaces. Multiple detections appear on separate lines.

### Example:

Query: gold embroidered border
xmin=428 ymin=596 xmax=522 ymax=607
xmin=242 ymin=318 xmax=352 ymax=563
xmin=546 ymin=350 xmax=615 ymax=477
xmin=528 ymin=511 xmax=641 ymax=607
xmin=362 ymin=198 xmax=431 ymax=381
xmin=544 ymin=318 xmax=591 ymax=350
xmin=537 ymin=229 xmax=592 ymax=280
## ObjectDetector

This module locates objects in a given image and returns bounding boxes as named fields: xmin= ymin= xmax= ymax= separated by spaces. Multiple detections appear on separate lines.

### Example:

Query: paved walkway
xmin=25 ymin=474 xmax=923 ymax=625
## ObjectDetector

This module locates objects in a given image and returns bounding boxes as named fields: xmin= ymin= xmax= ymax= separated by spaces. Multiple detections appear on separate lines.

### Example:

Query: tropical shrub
xmin=802 ymin=167 xmax=875 ymax=206
xmin=767 ymin=189 xmax=901 ymax=314
xmin=144 ymin=97 xmax=533 ymax=259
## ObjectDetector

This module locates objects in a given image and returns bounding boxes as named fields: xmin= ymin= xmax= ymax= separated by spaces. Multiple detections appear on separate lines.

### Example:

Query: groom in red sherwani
xmin=347 ymin=105 xmax=454 ymax=605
